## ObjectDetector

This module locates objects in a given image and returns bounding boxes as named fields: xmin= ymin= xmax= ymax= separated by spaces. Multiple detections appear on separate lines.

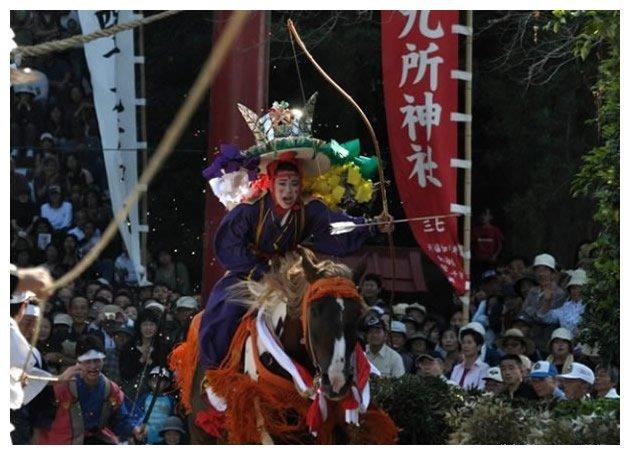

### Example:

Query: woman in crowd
xmin=450 ymin=325 xmax=489 ymax=390
xmin=60 ymin=233 xmax=80 ymax=269
xmin=119 ymin=308 xmax=166 ymax=398
xmin=438 ymin=327 xmax=462 ymax=378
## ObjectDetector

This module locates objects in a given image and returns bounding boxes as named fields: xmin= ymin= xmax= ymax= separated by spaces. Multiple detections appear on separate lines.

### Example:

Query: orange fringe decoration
xmin=168 ymin=311 xmax=203 ymax=414
xmin=204 ymin=312 xmax=399 ymax=444
xmin=300 ymin=276 xmax=360 ymax=339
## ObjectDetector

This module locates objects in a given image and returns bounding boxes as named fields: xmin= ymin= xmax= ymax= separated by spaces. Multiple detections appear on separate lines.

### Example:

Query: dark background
xmin=143 ymin=11 xmax=597 ymax=300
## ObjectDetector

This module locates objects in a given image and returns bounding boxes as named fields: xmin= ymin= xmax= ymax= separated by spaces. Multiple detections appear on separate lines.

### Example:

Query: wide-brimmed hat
xmin=389 ymin=321 xmax=407 ymax=336
xmin=175 ymin=296 xmax=199 ymax=310
xmin=459 ymin=322 xmax=486 ymax=340
xmin=566 ymin=269 xmax=587 ymax=288
xmin=548 ymin=327 xmax=573 ymax=350
xmin=495 ymin=328 xmax=535 ymax=356
xmin=406 ymin=303 xmax=427 ymax=315
xmin=533 ymin=253 xmax=556 ymax=271
xmin=392 ymin=303 xmax=409 ymax=317
xmin=236 ymin=94 xmax=377 ymax=180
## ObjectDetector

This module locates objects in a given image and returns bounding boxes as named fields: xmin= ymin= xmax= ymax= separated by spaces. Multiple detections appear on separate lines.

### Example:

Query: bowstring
xmin=289 ymin=27 xmax=307 ymax=105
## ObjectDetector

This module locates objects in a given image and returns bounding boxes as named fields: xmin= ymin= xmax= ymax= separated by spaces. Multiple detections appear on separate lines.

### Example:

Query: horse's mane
xmin=228 ymin=250 xmax=353 ymax=318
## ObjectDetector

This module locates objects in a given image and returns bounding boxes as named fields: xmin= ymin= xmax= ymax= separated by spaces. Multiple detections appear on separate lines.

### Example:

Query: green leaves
xmin=568 ymin=11 xmax=620 ymax=366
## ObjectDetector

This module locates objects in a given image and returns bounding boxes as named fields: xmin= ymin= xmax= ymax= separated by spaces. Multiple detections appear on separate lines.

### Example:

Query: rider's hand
xmin=375 ymin=211 xmax=394 ymax=234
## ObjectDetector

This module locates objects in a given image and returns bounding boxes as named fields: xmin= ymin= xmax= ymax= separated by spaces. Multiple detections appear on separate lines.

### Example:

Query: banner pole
xmin=137 ymin=11 xmax=149 ymax=268
xmin=462 ymin=10 xmax=473 ymax=325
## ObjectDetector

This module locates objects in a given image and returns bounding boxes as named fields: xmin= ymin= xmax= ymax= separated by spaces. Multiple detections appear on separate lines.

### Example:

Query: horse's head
xmin=298 ymin=247 xmax=365 ymax=400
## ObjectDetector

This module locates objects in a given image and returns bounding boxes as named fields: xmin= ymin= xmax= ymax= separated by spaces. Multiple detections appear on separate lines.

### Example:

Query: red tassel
xmin=306 ymin=396 xmax=323 ymax=435
xmin=195 ymin=406 xmax=226 ymax=438
xmin=355 ymin=343 xmax=370 ymax=389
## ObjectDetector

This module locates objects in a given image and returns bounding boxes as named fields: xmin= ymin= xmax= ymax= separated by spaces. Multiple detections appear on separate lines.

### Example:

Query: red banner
xmin=381 ymin=10 xmax=466 ymax=294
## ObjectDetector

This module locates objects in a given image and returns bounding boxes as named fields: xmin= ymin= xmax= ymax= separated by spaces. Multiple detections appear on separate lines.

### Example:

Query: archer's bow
xmin=287 ymin=19 xmax=397 ymax=307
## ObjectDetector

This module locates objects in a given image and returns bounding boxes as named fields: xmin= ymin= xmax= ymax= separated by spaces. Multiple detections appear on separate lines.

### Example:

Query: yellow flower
xmin=313 ymin=180 xmax=330 ymax=194
xmin=327 ymin=174 xmax=341 ymax=188
xmin=346 ymin=165 xmax=361 ymax=186
xmin=355 ymin=182 xmax=373 ymax=203
xmin=332 ymin=185 xmax=345 ymax=203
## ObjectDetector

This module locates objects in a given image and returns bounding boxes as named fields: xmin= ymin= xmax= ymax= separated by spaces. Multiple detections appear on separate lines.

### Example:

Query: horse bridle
xmin=300 ymin=276 xmax=360 ymax=395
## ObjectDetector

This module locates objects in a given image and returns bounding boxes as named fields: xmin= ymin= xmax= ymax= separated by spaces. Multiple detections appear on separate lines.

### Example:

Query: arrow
xmin=330 ymin=213 xmax=460 ymax=235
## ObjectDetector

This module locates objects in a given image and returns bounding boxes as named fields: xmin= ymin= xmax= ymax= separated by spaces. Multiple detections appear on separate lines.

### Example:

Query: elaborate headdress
xmin=204 ymin=94 xmax=379 ymax=210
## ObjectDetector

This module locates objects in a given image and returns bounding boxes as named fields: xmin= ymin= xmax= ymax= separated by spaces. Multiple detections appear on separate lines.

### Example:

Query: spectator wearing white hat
xmin=450 ymin=324 xmax=489 ymax=390
xmin=10 ymin=291 xmax=81 ymax=443
xmin=405 ymin=302 xmax=428 ymax=326
xmin=33 ymin=334 xmax=147 ymax=444
xmin=530 ymin=361 xmax=567 ymax=402
xmin=495 ymin=328 xmax=536 ymax=359
xmin=365 ymin=318 xmax=405 ymax=378
xmin=522 ymin=253 xmax=567 ymax=352
xmin=540 ymin=269 xmax=587 ymax=337
xmin=170 ymin=296 xmax=201 ymax=346
xmin=482 ymin=366 xmax=505 ymax=395
xmin=392 ymin=303 xmax=409 ymax=321
xmin=389 ymin=321 xmax=413 ymax=373
xmin=593 ymin=364 xmax=620 ymax=399
xmin=558 ymin=362 xmax=595 ymax=400
xmin=546 ymin=327 xmax=575 ymax=374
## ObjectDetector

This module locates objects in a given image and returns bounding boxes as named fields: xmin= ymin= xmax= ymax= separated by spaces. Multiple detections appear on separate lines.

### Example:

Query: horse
xmin=170 ymin=247 xmax=398 ymax=444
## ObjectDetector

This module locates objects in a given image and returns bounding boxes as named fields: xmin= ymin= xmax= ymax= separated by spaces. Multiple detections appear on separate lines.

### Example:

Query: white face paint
xmin=328 ymin=298 xmax=347 ymax=393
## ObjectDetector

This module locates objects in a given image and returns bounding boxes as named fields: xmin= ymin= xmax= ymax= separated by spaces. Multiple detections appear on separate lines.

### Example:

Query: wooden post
xmin=137 ymin=11 xmax=149 ymax=267
xmin=462 ymin=10 xmax=473 ymax=324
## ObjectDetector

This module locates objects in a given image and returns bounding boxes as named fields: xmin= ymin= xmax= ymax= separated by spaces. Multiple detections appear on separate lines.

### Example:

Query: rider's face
xmin=273 ymin=172 xmax=301 ymax=209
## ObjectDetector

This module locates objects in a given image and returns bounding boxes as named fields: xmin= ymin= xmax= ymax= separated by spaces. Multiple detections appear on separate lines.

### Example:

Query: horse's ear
xmin=353 ymin=252 xmax=370 ymax=285
xmin=297 ymin=246 xmax=320 ymax=283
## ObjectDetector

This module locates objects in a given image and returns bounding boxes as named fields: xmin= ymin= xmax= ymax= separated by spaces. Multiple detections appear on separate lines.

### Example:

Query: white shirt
xmin=366 ymin=344 xmax=405 ymax=378
xmin=450 ymin=357 xmax=489 ymax=390
xmin=543 ymin=299 xmax=585 ymax=336
xmin=10 ymin=318 xmax=52 ymax=406
xmin=40 ymin=201 xmax=73 ymax=231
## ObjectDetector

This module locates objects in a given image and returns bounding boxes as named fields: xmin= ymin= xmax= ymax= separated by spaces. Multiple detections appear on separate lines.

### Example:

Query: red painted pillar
xmin=201 ymin=11 xmax=270 ymax=304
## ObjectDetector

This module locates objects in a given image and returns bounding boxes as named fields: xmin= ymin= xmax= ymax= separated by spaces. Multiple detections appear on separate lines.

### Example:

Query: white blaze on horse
xmin=170 ymin=247 xmax=398 ymax=444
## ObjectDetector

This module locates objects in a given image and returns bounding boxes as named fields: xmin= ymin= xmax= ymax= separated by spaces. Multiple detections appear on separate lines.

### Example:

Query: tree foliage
xmin=563 ymin=11 xmax=620 ymax=365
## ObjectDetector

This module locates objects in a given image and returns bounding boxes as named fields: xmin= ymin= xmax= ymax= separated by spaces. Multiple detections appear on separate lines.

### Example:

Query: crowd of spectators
xmin=358 ymin=246 xmax=620 ymax=406
xmin=10 ymin=11 xmax=194 ymax=444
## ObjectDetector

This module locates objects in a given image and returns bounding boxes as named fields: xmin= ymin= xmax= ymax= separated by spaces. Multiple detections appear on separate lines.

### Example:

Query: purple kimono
xmin=198 ymin=193 xmax=377 ymax=368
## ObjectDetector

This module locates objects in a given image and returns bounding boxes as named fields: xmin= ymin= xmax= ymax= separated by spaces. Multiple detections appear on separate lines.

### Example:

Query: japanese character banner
xmin=381 ymin=10 xmax=466 ymax=294
xmin=79 ymin=10 xmax=145 ymax=283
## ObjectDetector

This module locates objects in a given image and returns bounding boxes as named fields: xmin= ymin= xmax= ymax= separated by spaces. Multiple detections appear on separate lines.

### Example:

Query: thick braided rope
xmin=11 ymin=10 xmax=181 ymax=59
xmin=20 ymin=10 xmax=252 ymax=378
